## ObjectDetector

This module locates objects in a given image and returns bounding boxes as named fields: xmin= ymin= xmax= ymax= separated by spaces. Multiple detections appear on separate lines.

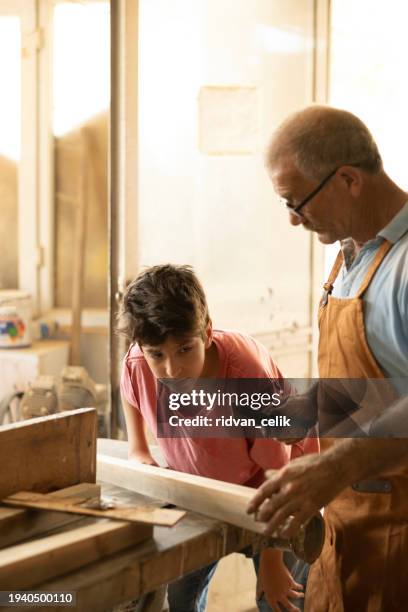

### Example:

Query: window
xmin=0 ymin=14 xmax=20 ymax=290
xmin=53 ymin=1 xmax=110 ymax=309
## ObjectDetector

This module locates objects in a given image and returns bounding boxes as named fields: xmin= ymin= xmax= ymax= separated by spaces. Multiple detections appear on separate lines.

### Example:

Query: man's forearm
xmin=324 ymin=437 xmax=408 ymax=487
xmin=331 ymin=395 xmax=408 ymax=485
xmin=246 ymin=397 xmax=408 ymax=536
xmin=369 ymin=395 xmax=408 ymax=438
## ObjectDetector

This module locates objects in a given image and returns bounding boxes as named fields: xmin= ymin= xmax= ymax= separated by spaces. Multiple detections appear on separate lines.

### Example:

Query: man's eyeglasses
xmin=281 ymin=167 xmax=339 ymax=219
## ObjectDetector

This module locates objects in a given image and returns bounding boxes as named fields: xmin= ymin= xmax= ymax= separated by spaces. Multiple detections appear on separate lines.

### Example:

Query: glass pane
xmin=0 ymin=17 xmax=20 ymax=290
xmin=328 ymin=0 xmax=408 ymax=276
xmin=53 ymin=1 xmax=110 ymax=308
xmin=330 ymin=0 xmax=408 ymax=188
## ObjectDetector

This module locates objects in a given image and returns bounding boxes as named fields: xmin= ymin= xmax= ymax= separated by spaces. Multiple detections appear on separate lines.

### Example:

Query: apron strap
xmin=355 ymin=240 xmax=393 ymax=298
xmin=322 ymin=250 xmax=344 ymax=295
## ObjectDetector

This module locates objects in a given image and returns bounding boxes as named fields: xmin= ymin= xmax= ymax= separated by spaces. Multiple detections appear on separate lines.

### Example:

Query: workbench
xmin=22 ymin=438 xmax=258 ymax=612
xmin=1 ymin=410 xmax=324 ymax=612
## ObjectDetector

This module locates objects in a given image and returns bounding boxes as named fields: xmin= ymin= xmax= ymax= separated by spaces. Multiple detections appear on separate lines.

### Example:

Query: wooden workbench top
xmin=25 ymin=438 xmax=258 ymax=612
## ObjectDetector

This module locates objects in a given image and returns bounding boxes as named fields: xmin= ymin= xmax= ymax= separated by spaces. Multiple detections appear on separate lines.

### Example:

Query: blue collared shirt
xmin=332 ymin=202 xmax=408 ymax=383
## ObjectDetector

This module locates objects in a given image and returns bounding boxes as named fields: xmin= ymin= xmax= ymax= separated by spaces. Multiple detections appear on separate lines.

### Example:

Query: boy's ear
xmin=204 ymin=320 xmax=213 ymax=348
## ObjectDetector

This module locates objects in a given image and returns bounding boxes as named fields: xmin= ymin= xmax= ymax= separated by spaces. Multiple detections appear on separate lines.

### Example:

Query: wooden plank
xmin=0 ymin=483 xmax=101 ymax=549
xmin=0 ymin=517 xmax=152 ymax=590
xmin=0 ymin=408 xmax=97 ymax=499
xmin=97 ymin=453 xmax=263 ymax=534
xmin=3 ymin=491 xmax=185 ymax=527
xmin=97 ymin=454 xmax=325 ymax=564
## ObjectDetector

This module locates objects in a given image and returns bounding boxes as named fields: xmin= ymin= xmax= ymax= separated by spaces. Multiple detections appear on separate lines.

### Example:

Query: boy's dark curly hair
xmin=117 ymin=264 xmax=210 ymax=346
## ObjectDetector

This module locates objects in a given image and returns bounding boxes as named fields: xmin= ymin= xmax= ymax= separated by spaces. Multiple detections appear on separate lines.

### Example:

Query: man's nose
xmin=289 ymin=212 xmax=304 ymax=226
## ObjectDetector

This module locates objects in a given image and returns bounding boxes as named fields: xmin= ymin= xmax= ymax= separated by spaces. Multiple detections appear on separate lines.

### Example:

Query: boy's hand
xmin=257 ymin=549 xmax=303 ymax=612
xmin=130 ymin=451 xmax=159 ymax=467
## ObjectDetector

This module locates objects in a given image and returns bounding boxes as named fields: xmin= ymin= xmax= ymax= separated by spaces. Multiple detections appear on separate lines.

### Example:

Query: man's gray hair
xmin=266 ymin=105 xmax=383 ymax=180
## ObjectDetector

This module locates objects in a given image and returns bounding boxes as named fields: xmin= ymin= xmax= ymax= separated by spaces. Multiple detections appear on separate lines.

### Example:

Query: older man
xmin=247 ymin=106 xmax=408 ymax=611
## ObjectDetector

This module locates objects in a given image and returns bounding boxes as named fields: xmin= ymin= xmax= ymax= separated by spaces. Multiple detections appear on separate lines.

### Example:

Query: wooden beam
xmin=0 ymin=517 xmax=152 ymax=590
xmin=3 ymin=490 xmax=185 ymax=527
xmin=97 ymin=454 xmax=325 ymax=564
xmin=0 ymin=483 xmax=100 ymax=549
xmin=0 ymin=408 xmax=97 ymax=499
xmin=97 ymin=453 xmax=263 ymax=534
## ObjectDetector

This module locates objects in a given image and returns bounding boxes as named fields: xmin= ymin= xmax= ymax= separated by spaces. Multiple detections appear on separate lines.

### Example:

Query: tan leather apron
xmin=305 ymin=240 xmax=408 ymax=612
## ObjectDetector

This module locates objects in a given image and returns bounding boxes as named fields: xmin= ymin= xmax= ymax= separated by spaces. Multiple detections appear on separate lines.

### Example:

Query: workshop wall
xmin=136 ymin=0 xmax=317 ymax=378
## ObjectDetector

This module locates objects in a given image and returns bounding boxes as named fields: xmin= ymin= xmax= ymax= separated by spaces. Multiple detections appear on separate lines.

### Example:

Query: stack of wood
xmin=0 ymin=409 xmax=182 ymax=597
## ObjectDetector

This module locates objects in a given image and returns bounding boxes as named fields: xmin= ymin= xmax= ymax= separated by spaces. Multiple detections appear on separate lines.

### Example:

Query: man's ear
xmin=337 ymin=165 xmax=363 ymax=197
xmin=204 ymin=320 xmax=213 ymax=348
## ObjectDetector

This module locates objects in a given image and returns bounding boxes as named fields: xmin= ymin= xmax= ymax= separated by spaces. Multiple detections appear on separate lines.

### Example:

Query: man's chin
xmin=316 ymin=231 xmax=337 ymax=245
xmin=302 ymin=223 xmax=339 ymax=244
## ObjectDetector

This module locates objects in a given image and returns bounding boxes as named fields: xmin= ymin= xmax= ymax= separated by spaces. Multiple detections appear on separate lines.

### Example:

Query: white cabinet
xmin=0 ymin=340 xmax=69 ymax=397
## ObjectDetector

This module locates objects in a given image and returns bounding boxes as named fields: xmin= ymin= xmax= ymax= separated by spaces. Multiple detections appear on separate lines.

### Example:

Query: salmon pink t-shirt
xmin=121 ymin=329 xmax=318 ymax=487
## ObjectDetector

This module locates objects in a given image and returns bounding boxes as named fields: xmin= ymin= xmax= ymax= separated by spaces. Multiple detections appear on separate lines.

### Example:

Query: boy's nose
xmin=164 ymin=359 xmax=182 ymax=378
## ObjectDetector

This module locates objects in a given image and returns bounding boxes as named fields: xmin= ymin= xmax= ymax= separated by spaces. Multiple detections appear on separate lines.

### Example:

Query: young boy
xmin=118 ymin=264 xmax=318 ymax=612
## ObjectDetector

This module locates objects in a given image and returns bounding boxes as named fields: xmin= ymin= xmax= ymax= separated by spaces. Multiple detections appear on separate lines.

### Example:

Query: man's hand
xmin=249 ymin=435 xmax=408 ymax=538
xmin=257 ymin=548 xmax=303 ymax=612
xmin=130 ymin=451 xmax=159 ymax=467
xmin=247 ymin=453 xmax=347 ymax=538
